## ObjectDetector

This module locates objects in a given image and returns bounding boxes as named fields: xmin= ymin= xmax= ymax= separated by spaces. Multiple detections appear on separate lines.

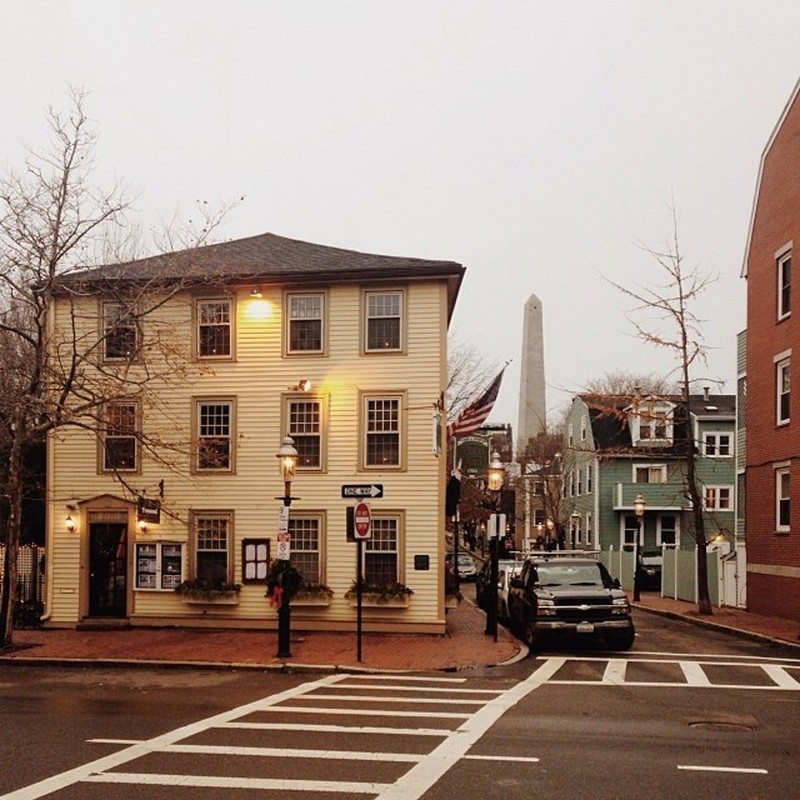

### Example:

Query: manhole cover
xmin=688 ymin=713 xmax=758 ymax=732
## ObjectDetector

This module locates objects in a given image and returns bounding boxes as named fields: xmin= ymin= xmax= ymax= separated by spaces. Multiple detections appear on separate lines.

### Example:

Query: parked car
xmin=476 ymin=558 xmax=517 ymax=610
xmin=639 ymin=551 xmax=663 ymax=592
xmin=497 ymin=563 xmax=523 ymax=623
xmin=447 ymin=552 xmax=478 ymax=581
xmin=507 ymin=554 xmax=635 ymax=651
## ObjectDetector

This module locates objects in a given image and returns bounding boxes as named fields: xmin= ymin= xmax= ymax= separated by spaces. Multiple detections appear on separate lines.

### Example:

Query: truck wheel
xmin=522 ymin=622 xmax=537 ymax=651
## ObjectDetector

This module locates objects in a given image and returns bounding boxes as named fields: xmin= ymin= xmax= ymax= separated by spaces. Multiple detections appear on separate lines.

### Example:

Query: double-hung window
xmin=658 ymin=514 xmax=678 ymax=546
xmin=704 ymin=432 xmax=732 ymax=457
xmin=103 ymin=402 xmax=138 ymax=471
xmin=634 ymin=464 xmax=666 ymax=484
xmin=287 ymin=397 xmax=323 ymax=469
xmin=704 ymin=486 xmax=733 ymax=511
xmin=197 ymin=298 xmax=233 ymax=358
xmin=776 ymin=467 xmax=791 ymax=532
xmin=288 ymin=515 xmax=323 ymax=585
xmin=364 ymin=394 xmax=402 ymax=468
xmin=777 ymin=356 xmax=791 ymax=425
xmin=623 ymin=515 xmax=639 ymax=548
xmin=103 ymin=302 xmax=138 ymax=361
xmin=193 ymin=513 xmax=232 ymax=584
xmin=364 ymin=515 xmax=401 ymax=585
xmin=196 ymin=399 xmax=234 ymax=472
xmin=635 ymin=400 xmax=673 ymax=444
xmin=286 ymin=293 xmax=324 ymax=353
xmin=364 ymin=290 xmax=403 ymax=352
xmin=778 ymin=248 xmax=792 ymax=321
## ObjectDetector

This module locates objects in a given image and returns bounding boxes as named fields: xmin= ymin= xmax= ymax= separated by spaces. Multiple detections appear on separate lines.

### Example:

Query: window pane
xmin=198 ymin=301 xmax=231 ymax=357
xmin=366 ymin=292 xmax=401 ymax=350
xmin=196 ymin=517 xmax=229 ymax=583
xmin=289 ymin=296 xmax=323 ymax=352
xmin=289 ymin=400 xmax=321 ymax=468
xmin=104 ymin=304 xmax=138 ymax=360
xmin=288 ymin=517 xmax=320 ymax=583
xmin=104 ymin=404 xmax=137 ymax=470
xmin=366 ymin=398 xmax=400 ymax=466
xmin=198 ymin=403 xmax=231 ymax=469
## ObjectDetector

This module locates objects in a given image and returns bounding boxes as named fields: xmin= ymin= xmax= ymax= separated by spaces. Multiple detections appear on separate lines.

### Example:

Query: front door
xmin=89 ymin=523 xmax=128 ymax=617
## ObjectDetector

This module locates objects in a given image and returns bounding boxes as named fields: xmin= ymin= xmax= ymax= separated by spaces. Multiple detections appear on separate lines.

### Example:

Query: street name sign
xmin=341 ymin=483 xmax=384 ymax=499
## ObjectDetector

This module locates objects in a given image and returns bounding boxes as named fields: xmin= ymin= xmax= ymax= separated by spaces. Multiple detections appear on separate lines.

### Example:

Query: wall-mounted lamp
xmin=137 ymin=519 xmax=148 ymax=533
xmin=289 ymin=379 xmax=312 ymax=392
xmin=250 ymin=286 xmax=263 ymax=299
xmin=65 ymin=514 xmax=76 ymax=533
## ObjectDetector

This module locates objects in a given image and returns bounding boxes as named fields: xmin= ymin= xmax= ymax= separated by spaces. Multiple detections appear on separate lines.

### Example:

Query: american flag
xmin=446 ymin=368 xmax=505 ymax=439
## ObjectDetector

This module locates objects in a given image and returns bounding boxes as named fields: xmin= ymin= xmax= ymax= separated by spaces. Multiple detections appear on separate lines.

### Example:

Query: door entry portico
xmin=89 ymin=523 xmax=128 ymax=617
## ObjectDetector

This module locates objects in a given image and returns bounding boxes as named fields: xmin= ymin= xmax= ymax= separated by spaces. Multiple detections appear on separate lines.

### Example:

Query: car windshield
xmin=534 ymin=563 xmax=606 ymax=588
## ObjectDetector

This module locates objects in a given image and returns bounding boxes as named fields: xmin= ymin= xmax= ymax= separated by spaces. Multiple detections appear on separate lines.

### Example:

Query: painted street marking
xmin=535 ymin=656 xmax=800 ymax=690
xmin=164 ymin=743 xmax=421 ymax=761
xmin=294 ymin=693 xmax=486 ymax=705
xmin=464 ymin=755 xmax=540 ymax=763
xmin=678 ymin=765 xmax=768 ymax=775
xmin=259 ymin=705 xmax=471 ymax=719
xmin=321 ymin=683 xmax=502 ymax=694
xmin=84 ymin=772 xmax=391 ymax=792
xmin=680 ymin=661 xmax=713 ymax=687
xmin=221 ymin=722 xmax=452 ymax=736
xmin=373 ymin=658 xmax=565 ymax=800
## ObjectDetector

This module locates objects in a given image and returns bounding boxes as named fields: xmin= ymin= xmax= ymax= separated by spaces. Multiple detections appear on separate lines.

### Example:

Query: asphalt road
xmin=1 ymin=609 xmax=798 ymax=799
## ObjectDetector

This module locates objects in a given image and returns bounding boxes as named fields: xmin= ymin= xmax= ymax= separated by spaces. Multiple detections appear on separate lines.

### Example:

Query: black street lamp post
xmin=484 ymin=451 xmax=505 ymax=642
xmin=275 ymin=436 xmax=298 ymax=658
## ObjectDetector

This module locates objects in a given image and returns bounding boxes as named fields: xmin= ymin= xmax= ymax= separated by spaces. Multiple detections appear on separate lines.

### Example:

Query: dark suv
xmin=507 ymin=555 xmax=635 ymax=651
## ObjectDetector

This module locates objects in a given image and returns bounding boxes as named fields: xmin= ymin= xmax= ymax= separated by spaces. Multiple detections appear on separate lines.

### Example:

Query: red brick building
xmin=743 ymin=79 xmax=800 ymax=622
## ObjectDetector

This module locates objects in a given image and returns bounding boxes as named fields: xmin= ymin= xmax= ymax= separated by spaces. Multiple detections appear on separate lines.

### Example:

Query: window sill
xmin=347 ymin=594 xmax=410 ymax=608
xmin=292 ymin=593 xmax=333 ymax=607
xmin=179 ymin=593 xmax=240 ymax=606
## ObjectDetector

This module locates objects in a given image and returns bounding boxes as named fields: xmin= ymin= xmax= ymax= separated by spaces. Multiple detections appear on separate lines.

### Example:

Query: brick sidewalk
xmin=1 ymin=601 xmax=521 ymax=672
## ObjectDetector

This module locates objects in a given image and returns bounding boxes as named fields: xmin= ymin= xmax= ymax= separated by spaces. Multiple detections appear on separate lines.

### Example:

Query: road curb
xmin=633 ymin=603 xmax=800 ymax=653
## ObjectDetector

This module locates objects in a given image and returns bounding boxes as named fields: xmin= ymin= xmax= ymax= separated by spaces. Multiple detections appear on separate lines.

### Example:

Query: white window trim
xmin=363 ymin=288 xmax=405 ymax=354
xmin=633 ymin=463 xmax=667 ymax=483
xmin=194 ymin=398 xmax=236 ymax=473
xmin=288 ymin=512 xmax=326 ymax=585
xmin=285 ymin=291 xmax=326 ymax=355
xmin=776 ymin=355 xmax=791 ymax=426
xmin=621 ymin=514 xmax=639 ymax=549
xmin=656 ymin=514 xmax=680 ymax=547
xmin=102 ymin=400 xmax=140 ymax=473
xmin=703 ymin=485 xmax=734 ymax=512
xmin=361 ymin=392 xmax=405 ymax=470
xmin=362 ymin=512 xmax=405 ymax=585
xmin=285 ymin=394 xmax=326 ymax=471
xmin=196 ymin=297 xmax=235 ymax=360
xmin=777 ymin=243 xmax=792 ymax=322
xmin=632 ymin=400 xmax=675 ymax=444
xmin=135 ymin=542 xmax=185 ymax=591
xmin=102 ymin=301 xmax=139 ymax=362
xmin=585 ymin=512 xmax=593 ymax=547
xmin=776 ymin=466 xmax=791 ymax=532
xmin=191 ymin=511 xmax=234 ymax=583
xmin=703 ymin=431 xmax=733 ymax=458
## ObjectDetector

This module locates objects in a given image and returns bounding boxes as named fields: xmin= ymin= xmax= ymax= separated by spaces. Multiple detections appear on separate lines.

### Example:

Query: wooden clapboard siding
xmin=47 ymin=273 xmax=452 ymax=633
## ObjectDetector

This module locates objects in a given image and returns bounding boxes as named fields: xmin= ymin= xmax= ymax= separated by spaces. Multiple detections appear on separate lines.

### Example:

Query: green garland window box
xmin=174 ymin=579 xmax=241 ymax=606
xmin=345 ymin=580 xmax=414 ymax=608
xmin=264 ymin=562 xmax=333 ymax=607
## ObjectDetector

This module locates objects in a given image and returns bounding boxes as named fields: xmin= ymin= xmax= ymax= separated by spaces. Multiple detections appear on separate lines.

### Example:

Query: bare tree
xmin=516 ymin=430 xmax=564 ymax=546
xmin=608 ymin=209 xmax=717 ymax=615
xmin=446 ymin=335 xmax=499 ymax=419
xmin=0 ymin=89 xmax=232 ymax=646
xmin=584 ymin=370 xmax=676 ymax=396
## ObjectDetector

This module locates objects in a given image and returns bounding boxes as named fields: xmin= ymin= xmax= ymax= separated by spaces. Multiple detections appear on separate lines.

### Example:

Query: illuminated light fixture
xmin=487 ymin=451 xmax=505 ymax=492
xmin=290 ymin=379 xmax=311 ymax=392
xmin=250 ymin=286 xmax=263 ymax=298
xmin=65 ymin=514 xmax=76 ymax=533
xmin=137 ymin=519 xmax=148 ymax=533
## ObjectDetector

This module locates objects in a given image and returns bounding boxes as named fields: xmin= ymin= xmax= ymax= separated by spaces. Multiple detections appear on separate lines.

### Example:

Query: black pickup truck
xmin=507 ymin=554 xmax=635 ymax=652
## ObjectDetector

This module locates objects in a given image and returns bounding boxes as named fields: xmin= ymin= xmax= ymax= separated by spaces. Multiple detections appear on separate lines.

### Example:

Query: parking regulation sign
xmin=354 ymin=501 xmax=372 ymax=539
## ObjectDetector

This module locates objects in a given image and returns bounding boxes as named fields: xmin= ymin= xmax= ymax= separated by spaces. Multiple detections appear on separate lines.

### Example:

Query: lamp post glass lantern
xmin=275 ymin=436 xmax=298 ymax=658
xmin=633 ymin=493 xmax=646 ymax=602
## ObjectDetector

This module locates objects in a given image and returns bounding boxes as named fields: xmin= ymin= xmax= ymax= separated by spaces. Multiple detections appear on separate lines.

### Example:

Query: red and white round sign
xmin=354 ymin=501 xmax=372 ymax=539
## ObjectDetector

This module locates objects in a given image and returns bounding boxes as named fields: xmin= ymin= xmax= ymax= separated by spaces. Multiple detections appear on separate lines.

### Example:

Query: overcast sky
xmin=2 ymin=2 xmax=799 ymax=430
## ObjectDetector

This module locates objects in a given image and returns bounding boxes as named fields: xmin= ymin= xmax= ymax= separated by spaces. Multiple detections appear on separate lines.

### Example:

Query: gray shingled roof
xmin=57 ymin=231 xmax=464 ymax=319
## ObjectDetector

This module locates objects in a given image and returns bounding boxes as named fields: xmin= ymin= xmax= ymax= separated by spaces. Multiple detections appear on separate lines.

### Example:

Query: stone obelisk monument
xmin=517 ymin=292 xmax=547 ymax=447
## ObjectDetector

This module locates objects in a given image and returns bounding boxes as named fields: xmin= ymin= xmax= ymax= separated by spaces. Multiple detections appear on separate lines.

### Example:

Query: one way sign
xmin=341 ymin=484 xmax=384 ymax=499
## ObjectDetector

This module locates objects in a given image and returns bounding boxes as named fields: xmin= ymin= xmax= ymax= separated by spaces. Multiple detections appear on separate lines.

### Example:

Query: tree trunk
xmin=0 ymin=431 xmax=24 ymax=647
